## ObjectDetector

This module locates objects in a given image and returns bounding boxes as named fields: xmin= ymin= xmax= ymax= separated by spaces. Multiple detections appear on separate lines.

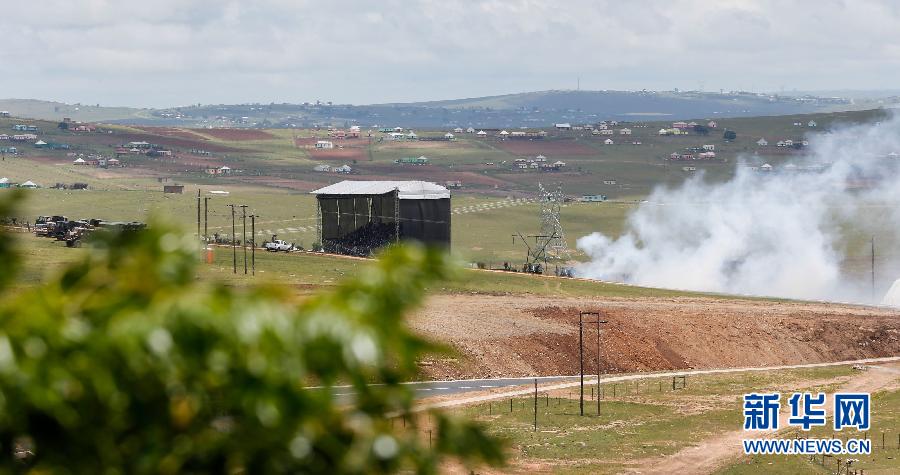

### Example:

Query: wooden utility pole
xmin=579 ymin=311 xmax=607 ymax=416
xmin=196 ymin=189 xmax=201 ymax=239
xmin=251 ymin=214 xmax=256 ymax=276
xmin=872 ymin=236 xmax=876 ymax=302
xmin=533 ymin=379 xmax=538 ymax=431
xmin=240 ymin=205 xmax=248 ymax=274
xmin=229 ymin=204 xmax=236 ymax=274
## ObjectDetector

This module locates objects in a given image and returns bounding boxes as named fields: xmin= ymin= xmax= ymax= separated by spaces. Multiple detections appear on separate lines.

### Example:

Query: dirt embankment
xmin=410 ymin=295 xmax=900 ymax=380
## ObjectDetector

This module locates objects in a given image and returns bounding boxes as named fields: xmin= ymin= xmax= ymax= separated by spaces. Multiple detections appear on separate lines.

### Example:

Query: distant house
xmin=395 ymin=156 xmax=429 ymax=165
xmin=73 ymin=157 xmax=86 ymax=165
xmin=313 ymin=164 xmax=332 ymax=172
xmin=476 ymin=130 xmax=487 ymax=136
xmin=604 ymin=138 xmax=614 ymax=145
xmin=707 ymin=121 xmax=718 ymax=128
xmin=107 ymin=158 xmax=121 ymax=167
xmin=672 ymin=121 xmax=689 ymax=129
xmin=34 ymin=140 xmax=48 ymax=148
xmin=619 ymin=128 xmax=632 ymax=135
xmin=389 ymin=133 xmax=405 ymax=140
xmin=453 ymin=127 xmax=464 ymax=133
xmin=499 ymin=130 xmax=509 ymax=138
xmin=658 ymin=128 xmax=669 ymax=136
xmin=702 ymin=144 xmax=715 ymax=151
xmin=808 ymin=120 xmax=817 ymax=128
xmin=407 ymin=131 xmax=419 ymax=140
xmin=163 ymin=185 xmax=184 ymax=194
xmin=0 ymin=177 xmax=10 ymax=189
xmin=554 ymin=123 xmax=572 ymax=130
xmin=393 ymin=127 xmax=404 ymax=133
xmin=126 ymin=141 xmax=152 ymax=149
xmin=760 ymin=163 xmax=773 ymax=172
xmin=218 ymin=166 xmax=232 ymax=175
xmin=535 ymin=154 xmax=547 ymax=162
xmin=688 ymin=121 xmax=698 ymax=127
xmin=757 ymin=138 xmax=768 ymax=146
xmin=443 ymin=132 xmax=454 ymax=140
xmin=599 ymin=129 xmax=613 ymax=136
xmin=581 ymin=195 xmax=607 ymax=202
xmin=445 ymin=180 xmax=463 ymax=189
xmin=315 ymin=140 xmax=335 ymax=149
xmin=602 ymin=180 xmax=617 ymax=185
xmin=682 ymin=166 xmax=697 ymax=172
xmin=552 ymin=160 xmax=566 ymax=169
xmin=0 ymin=111 xmax=9 ymax=118
xmin=0 ymin=134 xmax=8 ymax=140
xmin=333 ymin=164 xmax=352 ymax=174
xmin=19 ymin=180 xmax=40 ymax=189
xmin=466 ymin=127 xmax=476 ymax=133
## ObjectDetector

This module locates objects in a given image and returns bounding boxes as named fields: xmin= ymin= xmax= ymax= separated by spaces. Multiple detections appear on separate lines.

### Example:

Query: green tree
xmin=0 ymin=194 xmax=503 ymax=473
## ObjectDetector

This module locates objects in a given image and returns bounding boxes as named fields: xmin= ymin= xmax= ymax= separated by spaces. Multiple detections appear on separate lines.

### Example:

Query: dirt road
xmin=411 ymin=294 xmax=900 ymax=379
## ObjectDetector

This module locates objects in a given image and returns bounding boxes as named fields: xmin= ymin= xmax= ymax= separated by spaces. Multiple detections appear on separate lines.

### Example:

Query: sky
xmin=3 ymin=0 xmax=900 ymax=108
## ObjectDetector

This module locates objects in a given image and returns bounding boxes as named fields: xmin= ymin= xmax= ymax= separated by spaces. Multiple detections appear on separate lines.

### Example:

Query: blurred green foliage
xmin=0 ymin=194 xmax=503 ymax=474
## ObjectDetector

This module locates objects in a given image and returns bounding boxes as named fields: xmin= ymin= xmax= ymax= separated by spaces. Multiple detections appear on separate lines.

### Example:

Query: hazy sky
xmin=3 ymin=0 xmax=900 ymax=108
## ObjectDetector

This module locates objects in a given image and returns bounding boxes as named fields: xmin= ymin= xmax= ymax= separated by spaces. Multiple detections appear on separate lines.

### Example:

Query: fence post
xmin=510 ymin=398 xmax=513 ymax=413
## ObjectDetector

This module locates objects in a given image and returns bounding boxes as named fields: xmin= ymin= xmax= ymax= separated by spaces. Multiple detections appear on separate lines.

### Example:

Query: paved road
xmin=319 ymin=355 xmax=900 ymax=404
xmin=418 ymin=355 xmax=900 ymax=412
xmin=324 ymin=375 xmax=581 ymax=400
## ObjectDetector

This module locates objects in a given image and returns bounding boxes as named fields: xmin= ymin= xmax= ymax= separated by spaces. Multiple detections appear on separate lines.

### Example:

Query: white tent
xmin=0 ymin=177 xmax=8 ymax=184
xmin=20 ymin=180 xmax=39 ymax=188
xmin=73 ymin=157 xmax=86 ymax=164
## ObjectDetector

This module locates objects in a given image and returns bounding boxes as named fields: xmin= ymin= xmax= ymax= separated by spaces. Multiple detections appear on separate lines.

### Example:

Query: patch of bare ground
xmin=410 ymin=295 xmax=900 ymax=380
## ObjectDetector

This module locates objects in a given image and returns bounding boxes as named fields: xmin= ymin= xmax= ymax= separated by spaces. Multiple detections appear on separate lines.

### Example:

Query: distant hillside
xmin=0 ymin=99 xmax=152 ymax=123
xmin=392 ymin=90 xmax=850 ymax=118
xmin=0 ymin=90 xmax=877 ymax=129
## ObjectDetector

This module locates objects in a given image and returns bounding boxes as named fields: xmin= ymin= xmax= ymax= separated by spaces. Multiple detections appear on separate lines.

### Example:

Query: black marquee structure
xmin=311 ymin=181 xmax=451 ymax=256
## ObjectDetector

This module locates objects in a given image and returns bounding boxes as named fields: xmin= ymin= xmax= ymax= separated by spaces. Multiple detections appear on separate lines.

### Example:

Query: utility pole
xmin=579 ymin=311 xmax=607 ymax=416
xmin=533 ymin=378 xmax=538 ymax=431
xmin=240 ymin=205 xmax=248 ymax=275
xmin=250 ymin=214 xmax=257 ymax=276
xmin=871 ymin=236 xmax=876 ymax=303
xmin=203 ymin=197 xmax=210 ymax=242
xmin=229 ymin=204 xmax=236 ymax=274
xmin=196 ymin=189 xmax=201 ymax=239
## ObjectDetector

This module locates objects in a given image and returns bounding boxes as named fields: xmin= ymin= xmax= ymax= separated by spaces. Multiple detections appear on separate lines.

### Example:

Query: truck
xmin=264 ymin=239 xmax=296 ymax=252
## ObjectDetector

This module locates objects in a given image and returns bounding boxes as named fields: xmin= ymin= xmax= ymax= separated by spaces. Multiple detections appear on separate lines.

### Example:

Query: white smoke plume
xmin=576 ymin=112 xmax=900 ymax=303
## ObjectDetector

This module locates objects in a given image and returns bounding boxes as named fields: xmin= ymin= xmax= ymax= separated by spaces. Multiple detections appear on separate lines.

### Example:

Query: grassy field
xmin=442 ymin=366 xmax=862 ymax=474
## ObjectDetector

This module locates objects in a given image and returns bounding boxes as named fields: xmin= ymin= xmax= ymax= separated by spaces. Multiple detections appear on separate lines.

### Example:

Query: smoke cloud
xmin=576 ymin=112 xmax=900 ymax=303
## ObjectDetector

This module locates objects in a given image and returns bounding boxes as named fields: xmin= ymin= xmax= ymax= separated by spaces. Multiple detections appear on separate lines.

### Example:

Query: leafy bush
xmin=0 ymin=194 xmax=503 ymax=473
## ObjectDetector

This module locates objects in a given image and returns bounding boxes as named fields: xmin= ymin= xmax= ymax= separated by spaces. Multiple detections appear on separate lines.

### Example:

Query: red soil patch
xmin=195 ymin=128 xmax=277 ymax=141
xmin=134 ymin=126 xmax=210 ymax=141
xmin=295 ymin=137 xmax=370 ymax=147
xmin=495 ymin=138 xmax=597 ymax=156
xmin=114 ymin=132 xmax=245 ymax=153
xmin=308 ymin=148 xmax=368 ymax=162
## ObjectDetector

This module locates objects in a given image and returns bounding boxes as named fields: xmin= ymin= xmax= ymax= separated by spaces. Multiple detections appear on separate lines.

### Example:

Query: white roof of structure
xmin=0 ymin=177 xmax=8 ymax=184
xmin=311 ymin=180 xmax=450 ymax=199
xmin=21 ymin=180 xmax=37 ymax=186
xmin=73 ymin=157 xmax=86 ymax=163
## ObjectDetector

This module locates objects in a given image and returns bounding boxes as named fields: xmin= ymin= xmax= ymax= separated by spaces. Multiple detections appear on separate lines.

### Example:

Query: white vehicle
xmin=264 ymin=239 xmax=295 ymax=252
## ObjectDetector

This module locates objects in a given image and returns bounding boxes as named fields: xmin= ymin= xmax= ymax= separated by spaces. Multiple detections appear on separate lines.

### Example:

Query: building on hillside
xmin=672 ymin=121 xmax=689 ymax=129
xmin=658 ymin=128 xmax=669 ymax=136
xmin=757 ymin=138 xmax=768 ymax=146
xmin=682 ymin=166 xmax=697 ymax=172
xmin=466 ymin=127 xmax=476 ymax=133
xmin=702 ymin=144 xmax=715 ymax=151
xmin=314 ymin=164 xmax=332 ymax=173
xmin=808 ymin=120 xmax=817 ymax=127
xmin=20 ymin=180 xmax=40 ymax=189
xmin=315 ymin=140 xmax=335 ymax=149
xmin=619 ymin=128 xmax=632 ymax=135
xmin=311 ymin=180 xmax=451 ymax=256
xmin=73 ymin=157 xmax=86 ymax=165
xmin=760 ymin=163 xmax=773 ymax=172
xmin=604 ymin=138 xmax=614 ymax=145
xmin=581 ymin=194 xmax=607 ymax=202
xmin=395 ymin=156 xmax=429 ymax=165
xmin=707 ymin=121 xmax=718 ymax=128
xmin=0 ymin=111 xmax=9 ymax=117
xmin=334 ymin=164 xmax=352 ymax=174
xmin=443 ymin=132 xmax=454 ymax=140
xmin=476 ymin=130 xmax=487 ymax=136
xmin=163 ymin=185 xmax=184 ymax=194
xmin=453 ymin=127 xmax=464 ymax=133
xmin=554 ymin=123 xmax=572 ymax=130
xmin=406 ymin=131 xmax=419 ymax=140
